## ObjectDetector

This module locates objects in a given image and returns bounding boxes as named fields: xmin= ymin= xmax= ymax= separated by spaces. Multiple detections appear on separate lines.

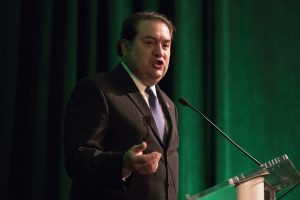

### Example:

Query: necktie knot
xmin=145 ymin=87 xmax=156 ymax=107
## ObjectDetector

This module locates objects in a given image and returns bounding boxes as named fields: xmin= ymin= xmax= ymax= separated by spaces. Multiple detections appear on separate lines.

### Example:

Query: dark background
xmin=1 ymin=0 xmax=299 ymax=199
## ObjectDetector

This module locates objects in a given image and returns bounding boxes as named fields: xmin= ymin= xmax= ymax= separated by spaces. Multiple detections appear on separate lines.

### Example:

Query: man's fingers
xmin=135 ymin=155 xmax=161 ymax=174
xmin=135 ymin=152 xmax=161 ymax=164
xmin=123 ymin=142 xmax=162 ymax=175
xmin=130 ymin=142 xmax=147 ymax=154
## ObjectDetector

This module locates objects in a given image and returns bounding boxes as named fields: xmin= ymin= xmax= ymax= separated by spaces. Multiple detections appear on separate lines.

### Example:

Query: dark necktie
xmin=145 ymin=87 xmax=166 ymax=144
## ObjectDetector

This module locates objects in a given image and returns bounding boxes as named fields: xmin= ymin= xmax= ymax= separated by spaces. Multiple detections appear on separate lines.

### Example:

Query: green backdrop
xmin=1 ymin=0 xmax=299 ymax=199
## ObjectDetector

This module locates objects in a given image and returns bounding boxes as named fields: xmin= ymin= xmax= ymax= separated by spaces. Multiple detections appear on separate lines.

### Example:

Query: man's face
xmin=122 ymin=20 xmax=172 ymax=86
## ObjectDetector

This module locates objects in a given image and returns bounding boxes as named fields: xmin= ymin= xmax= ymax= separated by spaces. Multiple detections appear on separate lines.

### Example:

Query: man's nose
xmin=153 ymin=44 xmax=163 ymax=57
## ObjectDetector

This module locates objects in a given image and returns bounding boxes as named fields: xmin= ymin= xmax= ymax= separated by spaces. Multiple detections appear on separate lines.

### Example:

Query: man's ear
xmin=121 ymin=39 xmax=131 ymax=56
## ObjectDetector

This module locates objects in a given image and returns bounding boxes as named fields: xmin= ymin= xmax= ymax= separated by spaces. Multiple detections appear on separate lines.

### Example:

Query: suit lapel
xmin=112 ymin=64 xmax=164 ymax=146
xmin=127 ymin=92 xmax=163 ymax=145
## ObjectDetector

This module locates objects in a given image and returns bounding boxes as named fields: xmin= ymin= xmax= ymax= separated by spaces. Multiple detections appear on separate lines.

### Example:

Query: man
xmin=64 ymin=11 xmax=179 ymax=200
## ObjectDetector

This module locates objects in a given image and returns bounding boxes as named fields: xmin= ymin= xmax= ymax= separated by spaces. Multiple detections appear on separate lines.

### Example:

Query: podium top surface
xmin=260 ymin=154 xmax=300 ymax=191
xmin=229 ymin=154 xmax=300 ymax=191
xmin=186 ymin=154 xmax=300 ymax=200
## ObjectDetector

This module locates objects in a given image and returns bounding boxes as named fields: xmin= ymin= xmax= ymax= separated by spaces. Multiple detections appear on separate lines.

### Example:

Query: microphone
xmin=178 ymin=98 xmax=261 ymax=166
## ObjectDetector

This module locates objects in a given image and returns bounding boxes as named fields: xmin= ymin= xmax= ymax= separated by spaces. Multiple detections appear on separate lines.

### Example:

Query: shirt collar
xmin=121 ymin=61 xmax=157 ymax=97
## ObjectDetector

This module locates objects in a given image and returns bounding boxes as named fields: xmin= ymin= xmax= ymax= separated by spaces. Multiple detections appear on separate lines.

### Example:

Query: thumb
xmin=130 ymin=142 xmax=147 ymax=154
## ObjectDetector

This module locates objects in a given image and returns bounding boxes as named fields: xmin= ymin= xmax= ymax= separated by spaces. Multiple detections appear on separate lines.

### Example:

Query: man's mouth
xmin=152 ymin=60 xmax=164 ymax=69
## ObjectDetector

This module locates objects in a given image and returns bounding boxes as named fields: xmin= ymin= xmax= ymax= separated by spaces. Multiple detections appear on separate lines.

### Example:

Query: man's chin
xmin=151 ymin=77 xmax=163 ymax=85
xmin=144 ymin=72 xmax=164 ymax=85
xmin=144 ymin=77 xmax=161 ymax=86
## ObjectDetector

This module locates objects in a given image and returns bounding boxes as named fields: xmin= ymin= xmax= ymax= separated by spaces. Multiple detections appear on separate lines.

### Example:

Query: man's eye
xmin=145 ymin=40 xmax=153 ymax=45
xmin=163 ymin=44 xmax=170 ymax=49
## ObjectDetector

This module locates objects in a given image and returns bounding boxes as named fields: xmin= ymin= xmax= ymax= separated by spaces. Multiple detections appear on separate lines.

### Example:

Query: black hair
xmin=117 ymin=11 xmax=175 ymax=56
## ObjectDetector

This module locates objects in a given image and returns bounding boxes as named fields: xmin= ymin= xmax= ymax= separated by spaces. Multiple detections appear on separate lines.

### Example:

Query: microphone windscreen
xmin=178 ymin=98 xmax=189 ymax=106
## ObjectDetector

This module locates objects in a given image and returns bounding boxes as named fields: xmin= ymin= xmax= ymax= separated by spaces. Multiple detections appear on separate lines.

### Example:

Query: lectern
xmin=185 ymin=154 xmax=300 ymax=200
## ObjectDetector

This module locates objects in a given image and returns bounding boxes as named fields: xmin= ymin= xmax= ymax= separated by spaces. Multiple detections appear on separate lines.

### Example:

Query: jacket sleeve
xmin=64 ymin=78 xmax=125 ymax=189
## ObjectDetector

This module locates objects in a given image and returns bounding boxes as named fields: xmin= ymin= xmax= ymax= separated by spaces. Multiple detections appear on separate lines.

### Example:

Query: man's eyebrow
xmin=143 ymin=35 xmax=171 ymax=42
xmin=143 ymin=36 xmax=156 ymax=40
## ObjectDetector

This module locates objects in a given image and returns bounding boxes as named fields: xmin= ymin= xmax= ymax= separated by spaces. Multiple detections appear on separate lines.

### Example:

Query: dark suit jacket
xmin=64 ymin=64 xmax=179 ymax=200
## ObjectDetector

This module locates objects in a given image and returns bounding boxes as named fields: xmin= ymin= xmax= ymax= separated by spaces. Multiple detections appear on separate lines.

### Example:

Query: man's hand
xmin=123 ymin=142 xmax=161 ymax=176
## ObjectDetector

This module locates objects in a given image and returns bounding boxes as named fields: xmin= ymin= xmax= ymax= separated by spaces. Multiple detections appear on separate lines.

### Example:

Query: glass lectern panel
xmin=260 ymin=154 xmax=300 ymax=192
xmin=185 ymin=154 xmax=300 ymax=200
